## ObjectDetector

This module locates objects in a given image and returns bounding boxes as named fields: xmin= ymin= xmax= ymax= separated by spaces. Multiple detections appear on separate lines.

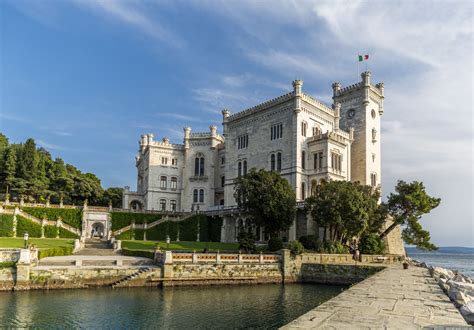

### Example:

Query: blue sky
xmin=1 ymin=0 xmax=472 ymax=247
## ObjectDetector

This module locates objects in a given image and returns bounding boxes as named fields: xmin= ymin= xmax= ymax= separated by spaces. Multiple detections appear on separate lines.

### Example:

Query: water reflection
xmin=0 ymin=284 xmax=345 ymax=328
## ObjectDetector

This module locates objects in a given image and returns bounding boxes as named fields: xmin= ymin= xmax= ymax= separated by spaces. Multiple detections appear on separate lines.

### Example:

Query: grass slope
xmin=0 ymin=238 xmax=74 ymax=249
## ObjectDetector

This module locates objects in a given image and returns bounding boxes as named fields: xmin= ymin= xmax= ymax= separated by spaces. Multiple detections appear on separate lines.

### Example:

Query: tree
xmin=2 ymin=147 xmax=17 ymax=192
xmin=234 ymin=168 xmax=296 ymax=237
xmin=305 ymin=180 xmax=381 ymax=243
xmin=103 ymin=187 xmax=124 ymax=208
xmin=380 ymin=180 xmax=440 ymax=250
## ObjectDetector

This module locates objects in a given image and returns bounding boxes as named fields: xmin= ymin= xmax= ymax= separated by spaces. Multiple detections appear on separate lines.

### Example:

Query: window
xmin=221 ymin=157 xmax=225 ymax=165
xmin=243 ymin=160 xmax=247 ymax=175
xmin=238 ymin=161 xmax=242 ymax=177
xmin=372 ymin=128 xmax=377 ymax=142
xmin=199 ymin=189 xmax=204 ymax=203
xmin=193 ymin=189 xmax=198 ymax=203
xmin=160 ymin=176 xmax=167 ymax=189
xmin=170 ymin=200 xmax=177 ymax=212
xmin=277 ymin=152 xmax=282 ymax=172
xmin=195 ymin=156 xmax=205 ymax=176
xmin=331 ymin=152 xmax=342 ymax=172
xmin=237 ymin=134 xmax=248 ymax=149
xmin=170 ymin=177 xmax=177 ymax=190
xmin=371 ymin=109 xmax=376 ymax=119
xmin=161 ymin=157 xmax=168 ymax=165
xmin=160 ymin=199 xmax=166 ymax=211
xmin=221 ymin=176 xmax=225 ymax=188
xmin=371 ymin=173 xmax=377 ymax=187
xmin=301 ymin=151 xmax=306 ymax=170
xmin=314 ymin=152 xmax=323 ymax=170
xmin=301 ymin=121 xmax=307 ymax=137
xmin=270 ymin=123 xmax=283 ymax=140
xmin=270 ymin=154 xmax=275 ymax=171
xmin=171 ymin=158 xmax=178 ymax=166
xmin=301 ymin=182 xmax=306 ymax=200
xmin=313 ymin=126 xmax=321 ymax=136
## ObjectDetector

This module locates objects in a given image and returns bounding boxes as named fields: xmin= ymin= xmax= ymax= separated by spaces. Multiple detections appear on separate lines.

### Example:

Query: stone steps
xmin=111 ymin=267 xmax=151 ymax=288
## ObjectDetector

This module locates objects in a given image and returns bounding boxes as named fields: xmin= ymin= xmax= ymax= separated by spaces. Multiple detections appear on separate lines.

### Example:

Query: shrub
xmin=359 ymin=233 xmax=386 ymax=254
xmin=238 ymin=232 xmax=256 ymax=253
xmin=21 ymin=207 xmax=83 ymax=228
xmin=117 ymin=229 xmax=134 ymax=240
xmin=58 ymin=227 xmax=79 ymax=239
xmin=38 ymin=246 xmax=74 ymax=259
xmin=288 ymin=240 xmax=304 ymax=256
xmin=0 ymin=261 xmax=16 ymax=269
xmin=299 ymin=235 xmax=319 ymax=250
xmin=43 ymin=225 xmax=58 ymax=238
xmin=0 ymin=214 xmax=14 ymax=237
xmin=268 ymin=237 xmax=283 ymax=251
xmin=134 ymin=229 xmax=145 ymax=240
xmin=121 ymin=248 xmax=154 ymax=259
xmin=16 ymin=215 xmax=42 ymax=238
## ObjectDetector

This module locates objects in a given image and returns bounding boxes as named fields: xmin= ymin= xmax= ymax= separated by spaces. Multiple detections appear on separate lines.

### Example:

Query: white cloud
xmin=73 ymin=0 xmax=184 ymax=48
xmin=37 ymin=139 xmax=66 ymax=151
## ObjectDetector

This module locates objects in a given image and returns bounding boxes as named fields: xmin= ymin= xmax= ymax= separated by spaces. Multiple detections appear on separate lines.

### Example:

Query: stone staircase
xmin=76 ymin=238 xmax=116 ymax=256
xmin=111 ymin=267 xmax=152 ymax=288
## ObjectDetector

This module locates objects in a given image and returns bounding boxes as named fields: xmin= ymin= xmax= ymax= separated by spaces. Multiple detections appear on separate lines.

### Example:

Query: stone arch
xmin=130 ymin=200 xmax=143 ymax=211
xmin=91 ymin=222 xmax=105 ymax=238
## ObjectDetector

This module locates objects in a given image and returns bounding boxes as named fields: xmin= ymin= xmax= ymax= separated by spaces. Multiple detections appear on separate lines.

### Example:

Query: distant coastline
xmin=406 ymin=246 xmax=474 ymax=254
xmin=406 ymin=246 xmax=474 ymax=279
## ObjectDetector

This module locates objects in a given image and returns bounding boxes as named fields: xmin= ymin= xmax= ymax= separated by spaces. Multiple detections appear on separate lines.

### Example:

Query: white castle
xmin=123 ymin=72 xmax=403 ymax=252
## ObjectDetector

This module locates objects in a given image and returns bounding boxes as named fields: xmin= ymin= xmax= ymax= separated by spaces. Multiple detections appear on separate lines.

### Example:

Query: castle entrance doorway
xmin=91 ymin=222 xmax=105 ymax=238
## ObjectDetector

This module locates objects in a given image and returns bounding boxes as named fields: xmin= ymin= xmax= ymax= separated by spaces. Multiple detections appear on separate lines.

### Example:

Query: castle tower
xmin=333 ymin=72 xmax=384 ymax=189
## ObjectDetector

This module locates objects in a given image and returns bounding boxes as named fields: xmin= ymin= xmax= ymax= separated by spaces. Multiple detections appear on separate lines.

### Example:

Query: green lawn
xmin=0 ymin=238 xmax=74 ymax=249
xmin=121 ymin=240 xmax=239 ymax=252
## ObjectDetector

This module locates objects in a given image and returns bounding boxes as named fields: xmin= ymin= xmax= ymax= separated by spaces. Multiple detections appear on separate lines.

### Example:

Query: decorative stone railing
xmin=155 ymin=250 xmax=280 ymax=265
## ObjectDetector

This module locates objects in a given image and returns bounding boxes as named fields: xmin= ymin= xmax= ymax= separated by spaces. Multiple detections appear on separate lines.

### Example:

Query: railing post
xmin=216 ymin=250 xmax=221 ymax=264
xmin=238 ymin=251 xmax=243 ymax=264
xmin=259 ymin=251 xmax=264 ymax=264
xmin=192 ymin=250 xmax=198 ymax=264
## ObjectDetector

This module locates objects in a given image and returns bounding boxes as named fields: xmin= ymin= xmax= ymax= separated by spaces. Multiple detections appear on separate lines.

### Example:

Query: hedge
xmin=43 ymin=225 xmax=58 ymax=238
xmin=118 ymin=215 xmax=222 ymax=242
xmin=0 ymin=261 xmax=16 ymax=269
xmin=16 ymin=215 xmax=42 ymax=238
xmin=121 ymin=248 xmax=154 ymax=259
xmin=0 ymin=214 xmax=14 ymax=237
xmin=58 ymin=227 xmax=79 ymax=239
xmin=38 ymin=246 xmax=74 ymax=259
xmin=21 ymin=207 xmax=83 ymax=229
xmin=110 ymin=212 xmax=162 ymax=230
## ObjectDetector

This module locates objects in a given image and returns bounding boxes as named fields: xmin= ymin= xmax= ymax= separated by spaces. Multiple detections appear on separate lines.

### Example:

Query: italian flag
xmin=358 ymin=54 xmax=369 ymax=61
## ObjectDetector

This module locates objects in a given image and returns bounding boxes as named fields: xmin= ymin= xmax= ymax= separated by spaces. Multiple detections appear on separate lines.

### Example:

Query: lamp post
xmin=23 ymin=232 xmax=29 ymax=249
xmin=166 ymin=235 xmax=170 ymax=250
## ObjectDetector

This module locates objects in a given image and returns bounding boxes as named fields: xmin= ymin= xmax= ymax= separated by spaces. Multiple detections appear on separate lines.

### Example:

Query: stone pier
xmin=282 ymin=266 xmax=468 ymax=329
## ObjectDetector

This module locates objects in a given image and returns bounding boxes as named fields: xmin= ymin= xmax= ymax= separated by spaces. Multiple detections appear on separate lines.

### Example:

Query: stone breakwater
xmin=409 ymin=258 xmax=474 ymax=325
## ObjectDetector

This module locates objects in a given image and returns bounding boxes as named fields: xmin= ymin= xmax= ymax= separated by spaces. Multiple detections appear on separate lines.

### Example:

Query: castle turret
xmin=292 ymin=79 xmax=303 ymax=113
xmin=184 ymin=127 xmax=191 ymax=149
xmin=334 ymin=71 xmax=383 ymax=189
xmin=221 ymin=109 xmax=231 ymax=137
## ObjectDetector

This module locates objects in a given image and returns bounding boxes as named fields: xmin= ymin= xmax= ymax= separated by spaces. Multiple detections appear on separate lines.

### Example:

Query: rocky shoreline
xmin=408 ymin=257 xmax=473 ymax=325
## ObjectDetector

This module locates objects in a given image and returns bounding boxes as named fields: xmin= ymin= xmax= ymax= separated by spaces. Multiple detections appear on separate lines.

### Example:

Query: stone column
xmin=12 ymin=207 xmax=18 ymax=238
xmin=143 ymin=222 xmax=147 ymax=241
xmin=56 ymin=218 xmax=61 ymax=239
xmin=14 ymin=249 xmax=31 ymax=290
xmin=288 ymin=217 xmax=296 ymax=241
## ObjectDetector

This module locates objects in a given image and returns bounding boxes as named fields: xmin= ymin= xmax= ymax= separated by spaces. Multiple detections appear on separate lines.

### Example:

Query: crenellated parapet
xmin=227 ymin=92 xmax=294 ymax=122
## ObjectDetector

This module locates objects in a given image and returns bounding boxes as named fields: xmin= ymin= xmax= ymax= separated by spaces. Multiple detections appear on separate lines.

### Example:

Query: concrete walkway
xmin=283 ymin=266 xmax=468 ymax=329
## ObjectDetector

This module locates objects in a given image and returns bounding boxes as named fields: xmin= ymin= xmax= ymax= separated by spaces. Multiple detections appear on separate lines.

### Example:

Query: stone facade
xmin=123 ymin=71 xmax=404 ymax=252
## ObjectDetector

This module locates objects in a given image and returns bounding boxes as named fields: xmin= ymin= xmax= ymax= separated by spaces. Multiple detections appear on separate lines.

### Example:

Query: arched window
xmin=160 ymin=176 xmax=167 ymax=189
xmin=160 ymin=199 xmax=166 ymax=211
xmin=270 ymin=154 xmax=275 ymax=171
xmin=243 ymin=160 xmax=248 ymax=175
xmin=170 ymin=200 xmax=177 ymax=212
xmin=301 ymin=182 xmax=306 ymax=200
xmin=195 ymin=155 xmax=205 ymax=176
xmin=199 ymin=189 xmax=204 ymax=203
xmin=372 ymin=128 xmax=377 ymax=142
xmin=371 ymin=173 xmax=377 ymax=187
xmin=170 ymin=177 xmax=177 ymax=190
xmin=238 ymin=161 xmax=242 ymax=177
xmin=193 ymin=189 xmax=198 ymax=203
xmin=301 ymin=121 xmax=307 ymax=137
xmin=313 ymin=126 xmax=321 ymax=136
xmin=301 ymin=151 xmax=306 ymax=170
xmin=277 ymin=152 xmax=282 ymax=172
